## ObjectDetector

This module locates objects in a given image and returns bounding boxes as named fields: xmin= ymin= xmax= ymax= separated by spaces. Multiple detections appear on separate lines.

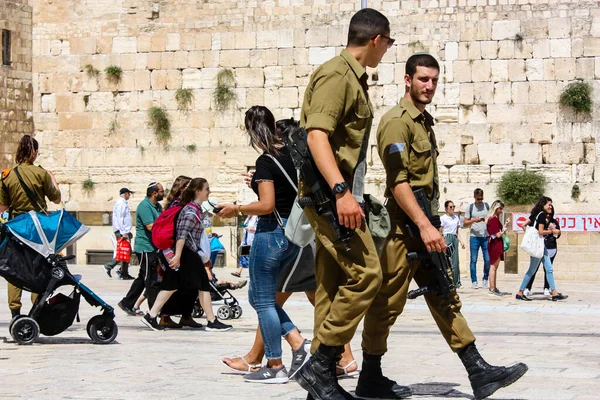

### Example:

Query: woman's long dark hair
xmin=15 ymin=135 xmax=39 ymax=164
xmin=245 ymin=106 xmax=282 ymax=156
xmin=181 ymin=178 xmax=207 ymax=205
xmin=530 ymin=196 xmax=553 ymax=218
xmin=164 ymin=175 xmax=192 ymax=209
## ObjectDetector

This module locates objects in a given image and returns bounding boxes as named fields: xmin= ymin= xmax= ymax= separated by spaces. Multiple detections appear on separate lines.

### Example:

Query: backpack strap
xmin=13 ymin=166 xmax=48 ymax=215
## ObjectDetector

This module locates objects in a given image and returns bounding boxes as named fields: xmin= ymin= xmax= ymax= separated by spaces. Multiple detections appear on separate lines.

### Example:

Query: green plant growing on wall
xmin=186 ymin=143 xmax=197 ymax=153
xmin=497 ymin=169 xmax=547 ymax=206
xmin=148 ymin=106 xmax=171 ymax=146
xmin=213 ymin=69 xmax=237 ymax=111
xmin=105 ymin=65 xmax=123 ymax=84
xmin=176 ymin=88 xmax=194 ymax=111
xmin=84 ymin=64 xmax=100 ymax=78
xmin=571 ymin=184 xmax=581 ymax=201
xmin=559 ymin=81 xmax=593 ymax=114
xmin=108 ymin=117 xmax=119 ymax=134
xmin=408 ymin=40 xmax=424 ymax=51
xmin=83 ymin=94 xmax=90 ymax=107
xmin=82 ymin=178 xmax=95 ymax=194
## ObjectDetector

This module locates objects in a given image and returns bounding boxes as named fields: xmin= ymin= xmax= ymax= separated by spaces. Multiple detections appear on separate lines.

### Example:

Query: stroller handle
xmin=60 ymin=255 xmax=76 ymax=262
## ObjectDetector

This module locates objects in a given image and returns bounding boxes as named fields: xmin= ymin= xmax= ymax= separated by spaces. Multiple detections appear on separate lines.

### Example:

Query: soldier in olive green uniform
xmin=295 ymin=9 xmax=410 ymax=400
xmin=0 ymin=136 xmax=61 ymax=318
xmin=365 ymin=53 xmax=528 ymax=400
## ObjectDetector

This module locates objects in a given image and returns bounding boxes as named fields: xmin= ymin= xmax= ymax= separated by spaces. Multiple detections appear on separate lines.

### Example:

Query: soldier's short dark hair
xmin=347 ymin=8 xmax=390 ymax=47
xmin=405 ymin=53 xmax=440 ymax=78
xmin=474 ymin=188 xmax=484 ymax=196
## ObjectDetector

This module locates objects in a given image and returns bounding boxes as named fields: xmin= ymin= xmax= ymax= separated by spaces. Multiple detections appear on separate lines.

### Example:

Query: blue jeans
xmin=520 ymin=248 xmax=557 ymax=291
xmin=469 ymin=236 xmax=490 ymax=283
xmin=248 ymin=216 xmax=300 ymax=360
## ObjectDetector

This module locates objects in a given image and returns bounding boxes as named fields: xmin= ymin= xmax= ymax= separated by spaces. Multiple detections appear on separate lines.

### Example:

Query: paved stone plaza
xmin=1 ymin=265 xmax=599 ymax=400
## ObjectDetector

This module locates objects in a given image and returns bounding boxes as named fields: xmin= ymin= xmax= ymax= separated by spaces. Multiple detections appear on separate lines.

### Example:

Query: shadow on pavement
xmin=407 ymin=382 xmax=473 ymax=398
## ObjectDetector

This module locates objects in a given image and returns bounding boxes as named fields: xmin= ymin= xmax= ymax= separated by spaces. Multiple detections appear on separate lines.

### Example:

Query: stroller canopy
xmin=5 ymin=210 xmax=90 ymax=258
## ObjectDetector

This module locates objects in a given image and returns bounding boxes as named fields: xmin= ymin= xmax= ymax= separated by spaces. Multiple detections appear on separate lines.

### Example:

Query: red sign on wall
xmin=513 ymin=213 xmax=600 ymax=232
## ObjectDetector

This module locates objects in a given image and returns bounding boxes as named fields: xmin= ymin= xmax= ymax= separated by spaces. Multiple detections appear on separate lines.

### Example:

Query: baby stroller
xmin=191 ymin=236 xmax=242 ymax=320
xmin=0 ymin=210 xmax=118 ymax=345
xmin=191 ymin=277 xmax=243 ymax=321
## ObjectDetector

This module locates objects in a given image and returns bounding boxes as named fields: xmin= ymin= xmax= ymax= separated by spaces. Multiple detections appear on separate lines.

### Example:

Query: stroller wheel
xmin=8 ymin=314 xmax=26 ymax=335
xmin=10 ymin=317 xmax=39 ymax=345
xmin=87 ymin=315 xmax=118 ymax=344
xmin=232 ymin=305 xmax=243 ymax=319
xmin=217 ymin=305 xmax=232 ymax=320
xmin=192 ymin=302 xmax=204 ymax=318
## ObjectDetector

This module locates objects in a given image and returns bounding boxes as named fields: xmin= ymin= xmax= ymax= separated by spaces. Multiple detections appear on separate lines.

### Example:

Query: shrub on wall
xmin=105 ymin=65 xmax=123 ymax=84
xmin=213 ymin=69 xmax=237 ymax=111
xmin=497 ymin=169 xmax=547 ymax=206
xmin=148 ymin=106 xmax=171 ymax=146
xmin=175 ymin=88 xmax=194 ymax=111
xmin=559 ymin=81 xmax=593 ymax=114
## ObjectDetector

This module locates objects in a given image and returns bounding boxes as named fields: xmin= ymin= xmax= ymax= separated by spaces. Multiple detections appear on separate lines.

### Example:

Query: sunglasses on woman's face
xmin=448 ymin=206 xmax=455 ymax=209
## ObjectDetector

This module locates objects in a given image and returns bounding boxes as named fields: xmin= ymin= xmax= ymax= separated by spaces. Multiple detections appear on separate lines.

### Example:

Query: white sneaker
xmin=544 ymin=288 xmax=551 ymax=296
xmin=523 ymin=289 xmax=530 ymax=297
xmin=482 ymin=280 xmax=489 ymax=289
xmin=472 ymin=282 xmax=479 ymax=289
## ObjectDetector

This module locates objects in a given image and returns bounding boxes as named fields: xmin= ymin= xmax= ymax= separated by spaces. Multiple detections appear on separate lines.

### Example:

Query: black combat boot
xmin=10 ymin=309 xmax=20 ymax=318
xmin=296 ymin=344 xmax=348 ymax=400
xmin=355 ymin=352 xmax=412 ymax=399
xmin=457 ymin=343 xmax=528 ymax=400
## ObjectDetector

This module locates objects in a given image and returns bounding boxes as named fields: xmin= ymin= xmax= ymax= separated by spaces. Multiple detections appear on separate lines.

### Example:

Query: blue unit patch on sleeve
xmin=389 ymin=142 xmax=406 ymax=154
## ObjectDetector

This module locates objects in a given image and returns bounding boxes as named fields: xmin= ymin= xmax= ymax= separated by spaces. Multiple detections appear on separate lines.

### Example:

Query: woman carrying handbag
xmin=515 ymin=197 xmax=568 ymax=301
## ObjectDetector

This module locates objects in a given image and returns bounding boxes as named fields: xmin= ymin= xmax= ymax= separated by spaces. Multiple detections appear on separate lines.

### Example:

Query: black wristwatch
xmin=332 ymin=182 xmax=349 ymax=195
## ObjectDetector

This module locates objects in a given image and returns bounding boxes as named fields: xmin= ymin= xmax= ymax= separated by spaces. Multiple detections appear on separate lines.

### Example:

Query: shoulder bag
xmin=266 ymin=154 xmax=315 ymax=247
xmin=519 ymin=211 xmax=544 ymax=258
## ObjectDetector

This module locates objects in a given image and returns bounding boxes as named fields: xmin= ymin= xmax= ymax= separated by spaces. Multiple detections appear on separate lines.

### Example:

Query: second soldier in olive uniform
xmin=295 ymin=9 xmax=411 ymax=400
xmin=364 ymin=53 xmax=528 ymax=400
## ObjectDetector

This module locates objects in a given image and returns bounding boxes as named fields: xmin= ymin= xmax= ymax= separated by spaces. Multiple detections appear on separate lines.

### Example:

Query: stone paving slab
xmin=1 ymin=264 xmax=599 ymax=400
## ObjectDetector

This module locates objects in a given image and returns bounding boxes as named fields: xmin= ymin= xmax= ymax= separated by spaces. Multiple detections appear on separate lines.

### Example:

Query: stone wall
xmin=28 ymin=0 xmax=600 ymax=213
xmin=0 ymin=0 xmax=33 ymax=171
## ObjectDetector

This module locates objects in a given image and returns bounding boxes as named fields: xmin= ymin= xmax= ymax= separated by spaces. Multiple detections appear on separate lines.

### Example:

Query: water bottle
xmin=163 ymin=248 xmax=178 ymax=271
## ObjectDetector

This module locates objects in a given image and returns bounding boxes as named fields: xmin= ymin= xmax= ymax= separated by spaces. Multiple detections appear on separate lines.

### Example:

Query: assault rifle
xmin=405 ymin=188 xmax=456 ymax=300
xmin=285 ymin=127 xmax=353 ymax=251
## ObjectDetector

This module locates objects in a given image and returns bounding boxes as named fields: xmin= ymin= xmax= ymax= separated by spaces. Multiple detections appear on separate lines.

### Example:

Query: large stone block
xmin=256 ymin=31 xmax=277 ymax=49
xmin=309 ymin=47 xmax=336 ymax=65
xmin=445 ymin=42 xmax=459 ymax=61
xmin=166 ymin=70 xmax=182 ymax=90
xmin=513 ymin=143 xmax=541 ymax=165
xmin=133 ymin=70 xmax=150 ymax=91
xmin=113 ymin=37 xmax=137 ymax=54
xmin=542 ymin=143 xmax=585 ymax=164
xmin=235 ymin=32 xmax=256 ymax=50
xmin=264 ymin=66 xmax=283 ymax=87
xmin=166 ymin=33 xmax=180 ymax=51
xmin=41 ymin=94 xmax=55 ymax=113
xmin=493 ymin=82 xmax=511 ymax=104
xmin=554 ymin=58 xmax=576 ymax=80
xmin=58 ymin=113 xmax=93 ymax=130
xmin=526 ymin=164 xmax=573 ymax=183
xmin=471 ymin=60 xmax=491 ymax=82
xmin=576 ymin=164 xmax=595 ymax=183
xmin=473 ymin=82 xmax=494 ymax=105
xmin=306 ymin=27 xmax=328 ymax=47
xmin=453 ymin=61 xmax=471 ymax=82
xmin=525 ymin=59 xmax=544 ymax=81
xmin=480 ymin=41 xmax=498 ymax=60
xmin=459 ymin=83 xmax=474 ymax=105
xmin=236 ymin=68 xmax=264 ymax=87
xmin=490 ymin=60 xmax=508 ymax=82
xmin=492 ymin=20 xmax=521 ymax=41
xmin=279 ymin=87 xmax=299 ymax=108
xmin=550 ymin=39 xmax=572 ymax=58
xmin=277 ymin=29 xmax=294 ymax=49
xmin=583 ymin=38 xmax=600 ymax=57
xmin=576 ymin=58 xmax=595 ymax=79
xmin=86 ymin=92 xmax=114 ymax=112
xmin=181 ymin=69 xmax=202 ymax=89
xmin=219 ymin=50 xmax=250 ymax=68
xmin=478 ymin=143 xmax=512 ymax=165
xmin=448 ymin=165 xmax=490 ymax=183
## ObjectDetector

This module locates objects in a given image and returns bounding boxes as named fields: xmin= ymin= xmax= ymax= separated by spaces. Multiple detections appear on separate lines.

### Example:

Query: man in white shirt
xmin=104 ymin=188 xmax=134 ymax=280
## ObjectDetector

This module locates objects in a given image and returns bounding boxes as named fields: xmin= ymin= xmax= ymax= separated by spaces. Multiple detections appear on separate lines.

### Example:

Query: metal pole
xmin=361 ymin=0 xmax=367 ymax=9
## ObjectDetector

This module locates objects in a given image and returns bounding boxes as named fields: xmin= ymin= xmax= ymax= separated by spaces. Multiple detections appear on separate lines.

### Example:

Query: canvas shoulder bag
xmin=519 ymin=211 xmax=545 ymax=258
xmin=266 ymin=154 xmax=315 ymax=247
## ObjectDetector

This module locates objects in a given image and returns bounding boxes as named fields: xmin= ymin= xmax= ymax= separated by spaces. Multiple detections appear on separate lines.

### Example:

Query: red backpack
xmin=152 ymin=201 xmax=201 ymax=250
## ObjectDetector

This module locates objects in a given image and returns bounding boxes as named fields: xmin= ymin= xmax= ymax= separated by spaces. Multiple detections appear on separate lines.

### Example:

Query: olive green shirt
xmin=300 ymin=49 xmax=373 ymax=191
xmin=0 ymin=163 xmax=61 ymax=217
xmin=377 ymin=97 xmax=440 ymax=209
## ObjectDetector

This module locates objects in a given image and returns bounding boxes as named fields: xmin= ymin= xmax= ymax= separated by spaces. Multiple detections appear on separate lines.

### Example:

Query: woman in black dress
xmin=141 ymin=178 xmax=232 ymax=331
